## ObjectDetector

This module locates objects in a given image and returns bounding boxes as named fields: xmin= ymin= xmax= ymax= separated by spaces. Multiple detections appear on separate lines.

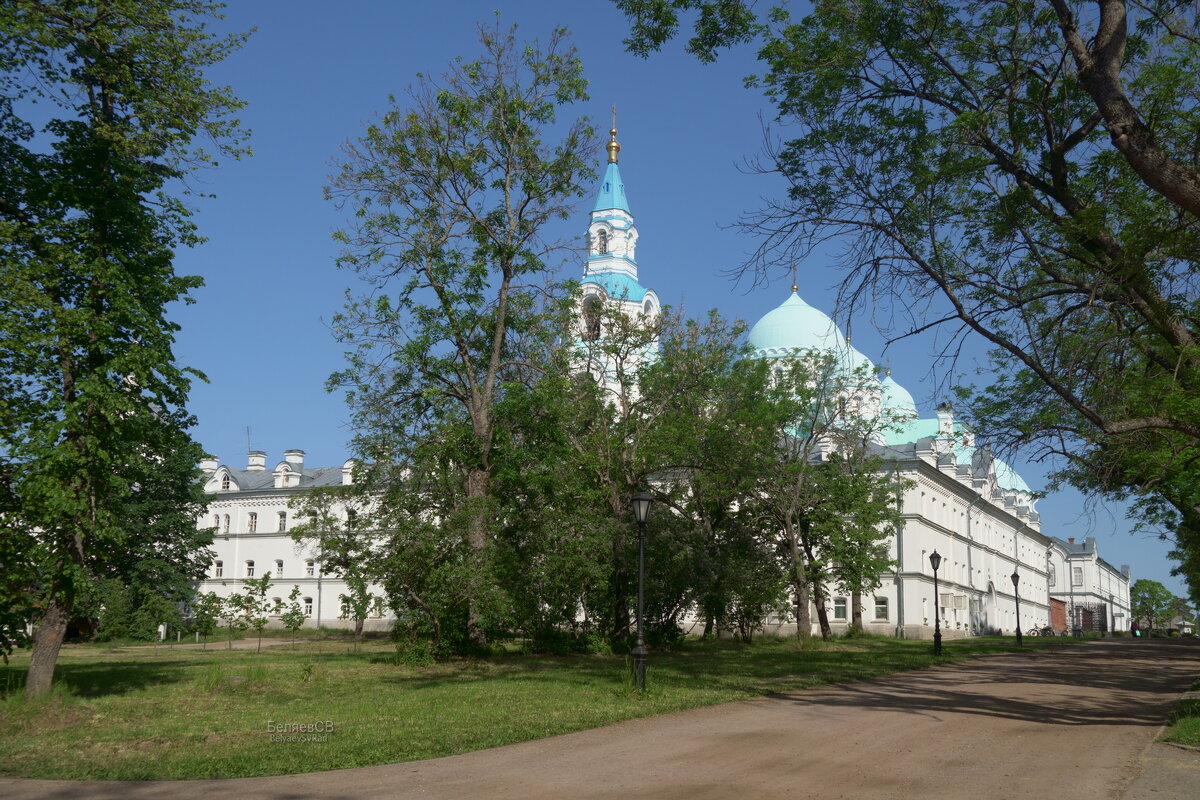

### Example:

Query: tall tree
xmin=747 ymin=357 xmax=902 ymax=641
xmin=0 ymin=0 xmax=247 ymax=694
xmin=1130 ymin=577 xmax=1175 ymax=630
xmin=613 ymin=0 xmax=1200 ymax=598
xmin=326 ymin=21 xmax=593 ymax=649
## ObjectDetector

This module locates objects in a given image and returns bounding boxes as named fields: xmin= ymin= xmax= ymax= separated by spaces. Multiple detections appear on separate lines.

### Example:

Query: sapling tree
xmin=242 ymin=572 xmax=273 ymax=652
xmin=192 ymin=592 xmax=222 ymax=650
xmin=280 ymin=585 xmax=306 ymax=649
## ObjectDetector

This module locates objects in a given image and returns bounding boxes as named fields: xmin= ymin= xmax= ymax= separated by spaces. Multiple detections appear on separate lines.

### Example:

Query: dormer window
xmin=597 ymin=229 xmax=608 ymax=254
xmin=220 ymin=473 xmax=230 ymax=490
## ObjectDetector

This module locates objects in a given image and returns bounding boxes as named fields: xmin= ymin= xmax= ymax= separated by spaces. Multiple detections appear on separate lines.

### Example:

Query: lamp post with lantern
xmin=631 ymin=491 xmax=653 ymax=691
xmin=1011 ymin=570 xmax=1023 ymax=646
xmin=929 ymin=550 xmax=943 ymax=656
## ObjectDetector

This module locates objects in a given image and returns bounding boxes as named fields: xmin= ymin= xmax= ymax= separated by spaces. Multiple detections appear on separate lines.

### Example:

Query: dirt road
xmin=3 ymin=638 xmax=1197 ymax=799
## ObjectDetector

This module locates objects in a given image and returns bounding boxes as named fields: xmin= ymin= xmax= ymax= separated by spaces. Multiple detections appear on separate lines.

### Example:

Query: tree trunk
xmin=465 ymin=467 xmax=489 ymax=649
xmin=26 ymin=596 xmax=70 ymax=698
xmin=788 ymin=526 xmax=812 ymax=641
xmin=703 ymin=613 xmax=714 ymax=638
xmin=851 ymin=591 xmax=864 ymax=633
xmin=812 ymin=578 xmax=833 ymax=640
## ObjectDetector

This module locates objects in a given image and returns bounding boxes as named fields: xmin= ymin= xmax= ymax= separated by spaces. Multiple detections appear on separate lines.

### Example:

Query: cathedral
xmin=197 ymin=125 xmax=1132 ymax=638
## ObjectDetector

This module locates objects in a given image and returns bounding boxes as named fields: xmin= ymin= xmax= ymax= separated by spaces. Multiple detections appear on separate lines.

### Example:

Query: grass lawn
xmin=1 ymin=633 xmax=1053 ymax=780
xmin=1161 ymin=680 xmax=1200 ymax=749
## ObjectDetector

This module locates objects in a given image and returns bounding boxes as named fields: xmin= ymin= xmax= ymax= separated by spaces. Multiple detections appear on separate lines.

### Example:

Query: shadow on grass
xmin=1 ymin=659 xmax=199 ymax=700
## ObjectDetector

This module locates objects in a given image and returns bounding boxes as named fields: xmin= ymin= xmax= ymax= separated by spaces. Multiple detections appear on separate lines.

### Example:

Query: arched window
xmin=278 ymin=511 xmax=287 ymax=532
xmin=643 ymin=298 xmax=654 ymax=315
xmin=248 ymin=512 xmax=257 ymax=533
xmin=582 ymin=296 xmax=602 ymax=341
xmin=220 ymin=473 xmax=230 ymax=490
xmin=222 ymin=514 xmax=230 ymax=535
xmin=1047 ymin=562 xmax=1056 ymax=587
xmin=596 ymin=229 xmax=608 ymax=254
xmin=212 ymin=514 xmax=219 ymax=529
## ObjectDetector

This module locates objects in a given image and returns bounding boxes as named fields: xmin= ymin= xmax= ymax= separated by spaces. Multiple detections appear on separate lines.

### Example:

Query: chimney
xmin=935 ymin=402 xmax=954 ymax=438
xmin=341 ymin=458 xmax=356 ymax=486
xmin=246 ymin=450 xmax=266 ymax=472
xmin=1121 ymin=565 xmax=1130 ymax=579
xmin=1067 ymin=537 xmax=1075 ymax=544
xmin=283 ymin=449 xmax=305 ymax=471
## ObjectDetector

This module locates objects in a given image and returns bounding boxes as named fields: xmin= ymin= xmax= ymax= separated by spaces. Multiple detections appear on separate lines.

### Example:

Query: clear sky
xmin=167 ymin=1 xmax=1188 ymax=598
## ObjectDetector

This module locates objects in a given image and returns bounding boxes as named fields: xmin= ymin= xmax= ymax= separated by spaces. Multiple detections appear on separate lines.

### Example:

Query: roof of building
xmin=592 ymin=161 xmax=630 ymax=213
xmin=582 ymin=271 xmax=649 ymax=302
xmin=209 ymin=465 xmax=345 ymax=493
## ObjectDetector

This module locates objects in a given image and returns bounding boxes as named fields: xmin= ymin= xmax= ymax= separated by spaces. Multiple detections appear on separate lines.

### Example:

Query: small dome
xmin=748 ymin=292 xmax=844 ymax=357
xmin=993 ymin=456 xmax=1032 ymax=493
xmin=880 ymin=375 xmax=919 ymax=418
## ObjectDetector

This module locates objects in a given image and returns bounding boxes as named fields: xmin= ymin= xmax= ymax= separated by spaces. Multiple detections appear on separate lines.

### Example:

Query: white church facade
xmin=196 ymin=125 xmax=1131 ymax=637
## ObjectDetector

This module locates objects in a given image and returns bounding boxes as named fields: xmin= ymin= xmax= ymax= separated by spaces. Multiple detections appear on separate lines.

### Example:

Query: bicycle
xmin=1027 ymin=625 xmax=1055 ymax=636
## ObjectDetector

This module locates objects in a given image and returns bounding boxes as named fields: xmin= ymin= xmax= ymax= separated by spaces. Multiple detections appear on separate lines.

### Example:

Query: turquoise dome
xmin=881 ymin=375 xmax=918 ymax=418
xmin=993 ymin=456 xmax=1032 ymax=493
xmin=748 ymin=292 xmax=844 ymax=356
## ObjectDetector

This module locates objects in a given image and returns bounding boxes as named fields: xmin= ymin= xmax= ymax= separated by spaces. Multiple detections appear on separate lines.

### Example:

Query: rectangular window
xmin=1048 ymin=563 xmax=1056 ymax=587
xmin=874 ymin=596 xmax=888 ymax=620
xmin=833 ymin=597 xmax=848 ymax=620
xmin=274 ymin=559 xmax=283 ymax=576
xmin=214 ymin=560 xmax=223 ymax=578
xmin=303 ymin=597 xmax=313 ymax=617
xmin=306 ymin=560 xmax=315 ymax=577
xmin=1072 ymin=566 xmax=1083 ymax=586
xmin=248 ymin=512 xmax=257 ymax=533
xmin=245 ymin=560 xmax=254 ymax=578
xmin=278 ymin=511 xmax=287 ymax=532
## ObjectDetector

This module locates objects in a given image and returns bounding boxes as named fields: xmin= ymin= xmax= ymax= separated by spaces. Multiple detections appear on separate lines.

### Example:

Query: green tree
xmin=1131 ymin=578 xmax=1175 ymax=630
xmin=612 ymin=0 xmax=1200 ymax=600
xmin=742 ymin=357 xmax=902 ymax=642
xmin=279 ymin=585 xmax=306 ymax=649
xmin=242 ymin=572 xmax=273 ymax=652
xmin=338 ymin=574 xmax=373 ymax=651
xmin=326 ymin=21 xmax=594 ymax=649
xmin=192 ymin=591 xmax=222 ymax=649
xmin=290 ymin=486 xmax=378 ymax=643
xmin=219 ymin=592 xmax=247 ymax=650
xmin=0 ymin=1 xmax=247 ymax=694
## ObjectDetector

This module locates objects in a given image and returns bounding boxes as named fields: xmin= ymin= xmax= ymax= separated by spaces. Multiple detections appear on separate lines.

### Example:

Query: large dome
xmin=880 ymin=374 xmax=919 ymax=418
xmin=748 ymin=292 xmax=845 ymax=357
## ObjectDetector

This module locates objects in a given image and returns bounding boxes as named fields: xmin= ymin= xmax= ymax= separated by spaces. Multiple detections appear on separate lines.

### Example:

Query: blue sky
xmin=167 ymin=1 xmax=1187 ymax=597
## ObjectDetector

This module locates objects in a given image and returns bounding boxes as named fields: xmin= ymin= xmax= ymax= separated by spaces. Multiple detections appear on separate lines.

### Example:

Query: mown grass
xmin=0 ymin=633 xmax=1054 ymax=780
xmin=1161 ymin=679 xmax=1200 ymax=748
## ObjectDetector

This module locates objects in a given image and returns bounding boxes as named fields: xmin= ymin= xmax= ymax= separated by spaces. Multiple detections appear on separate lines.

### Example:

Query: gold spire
xmin=606 ymin=104 xmax=621 ymax=163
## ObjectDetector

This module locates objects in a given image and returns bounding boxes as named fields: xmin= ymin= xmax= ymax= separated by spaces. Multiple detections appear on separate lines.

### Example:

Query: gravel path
xmin=2 ymin=638 xmax=1197 ymax=799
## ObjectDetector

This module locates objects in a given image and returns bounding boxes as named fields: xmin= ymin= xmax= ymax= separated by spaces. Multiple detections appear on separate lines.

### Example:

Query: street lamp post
xmin=631 ymin=491 xmax=653 ymax=691
xmin=1011 ymin=570 xmax=1022 ymax=647
xmin=929 ymin=550 xmax=943 ymax=656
